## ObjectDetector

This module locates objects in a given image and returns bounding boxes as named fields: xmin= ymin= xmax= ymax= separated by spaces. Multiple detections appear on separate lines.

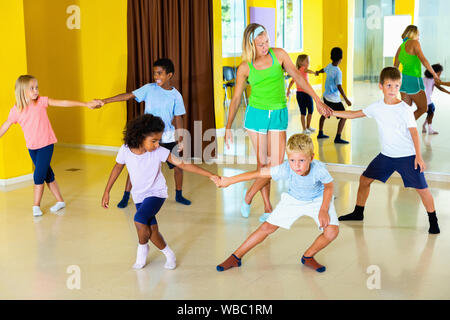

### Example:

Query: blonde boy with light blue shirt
xmin=213 ymin=133 xmax=339 ymax=273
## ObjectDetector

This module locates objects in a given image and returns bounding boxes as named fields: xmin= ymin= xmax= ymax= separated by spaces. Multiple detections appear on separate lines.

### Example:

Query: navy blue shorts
xmin=362 ymin=153 xmax=428 ymax=189
xmin=28 ymin=144 xmax=55 ymax=185
xmin=160 ymin=142 xmax=179 ymax=169
xmin=296 ymin=92 xmax=314 ymax=116
xmin=134 ymin=197 xmax=166 ymax=225
xmin=427 ymin=103 xmax=435 ymax=115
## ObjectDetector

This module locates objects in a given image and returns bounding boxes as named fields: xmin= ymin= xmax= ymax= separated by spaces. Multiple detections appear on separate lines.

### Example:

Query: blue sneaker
xmin=241 ymin=189 xmax=250 ymax=218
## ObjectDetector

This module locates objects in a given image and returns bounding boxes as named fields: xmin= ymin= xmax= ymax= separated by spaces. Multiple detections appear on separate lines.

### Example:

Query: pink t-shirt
xmin=423 ymin=77 xmax=435 ymax=105
xmin=295 ymin=66 xmax=309 ymax=92
xmin=115 ymin=145 xmax=170 ymax=204
xmin=7 ymin=96 xmax=57 ymax=150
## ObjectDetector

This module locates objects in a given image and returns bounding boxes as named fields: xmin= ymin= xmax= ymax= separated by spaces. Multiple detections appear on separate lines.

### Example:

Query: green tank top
xmin=247 ymin=48 xmax=286 ymax=110
xmin=398 ymin=38 xmax=422 ymax=78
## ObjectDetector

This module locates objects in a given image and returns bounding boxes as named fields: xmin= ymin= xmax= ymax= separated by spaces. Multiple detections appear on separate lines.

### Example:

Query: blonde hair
xmin=402 ymin=25 xmax=419 ymax=40
xmin=296 ymin=54 xmax=309 ymax=69
xmin=15 ymin=75 xmax=36 ymax=112
xmin=241 ymin=23 xmax=267 ymax=63
xmin=286 ymin=133 xmax=314 ymax=156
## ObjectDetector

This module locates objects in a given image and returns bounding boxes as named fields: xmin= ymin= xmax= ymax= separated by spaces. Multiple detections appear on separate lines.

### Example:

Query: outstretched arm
xmin=276 ymin=48 xmax=332 ymax=117
xmin=215 ymin=167 xmax=272 ymax=188
xmin=0 ymin=120 xmax=13 ymax=138
xmin=414 ymin=41 xmax=440 ymax=83
xmin=101 ymin=92 xmax=135 ymax=105
xmin=332 ymin=109 xmax=365 ymax=119
xmin=48 ymin=98 xmax=102 ymax=109
xmin=167 ymin=154 xmax=218 ymax=179
xmin=436 ymin=84 xmax=450 ymax=94
xmin=102 ymin=163 xmax=125 ymax=208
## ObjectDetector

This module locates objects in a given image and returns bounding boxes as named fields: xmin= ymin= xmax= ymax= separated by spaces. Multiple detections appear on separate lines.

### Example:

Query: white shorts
xmin=266 ymin=193 xmax=339 ymax=231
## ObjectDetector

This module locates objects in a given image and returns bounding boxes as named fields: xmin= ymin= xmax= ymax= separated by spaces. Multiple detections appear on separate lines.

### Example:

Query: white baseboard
xmin=56 ymin=142 xmax=120 ymax=153
xmin=0 ymin=173 xmax=33 ymax=187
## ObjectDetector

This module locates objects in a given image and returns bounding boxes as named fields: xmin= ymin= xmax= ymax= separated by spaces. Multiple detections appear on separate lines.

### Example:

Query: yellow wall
xmin=23 ymin=0 xmax=127 ymax=147
xmin=395 ymin=0 xmax=416 ymax=23
xmin=0 ymin=0 xmax=33 ymax=179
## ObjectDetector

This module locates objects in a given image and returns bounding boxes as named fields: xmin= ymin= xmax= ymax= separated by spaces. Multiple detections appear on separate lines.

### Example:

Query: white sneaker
xmin=307 ymin=127 xmax=316 ymax=133
xmin=50 ymin=202 xmax=66 ymax=213
xmin=33 ymin=206 xmax=43 ymax=217
xmin=422 ymin=123 xmax=427 ymax=133
xmin=302 ymin=129 xmax=311 ymax=135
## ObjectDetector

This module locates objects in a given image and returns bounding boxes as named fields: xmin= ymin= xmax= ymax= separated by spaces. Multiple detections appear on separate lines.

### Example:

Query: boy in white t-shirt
xmin=333 ymin=67 xmax=440 ymax=234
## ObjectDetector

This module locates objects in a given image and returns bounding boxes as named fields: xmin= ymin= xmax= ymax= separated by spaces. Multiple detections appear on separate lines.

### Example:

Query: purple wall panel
xmin=249 ymin=7 xmax=276 ymax=44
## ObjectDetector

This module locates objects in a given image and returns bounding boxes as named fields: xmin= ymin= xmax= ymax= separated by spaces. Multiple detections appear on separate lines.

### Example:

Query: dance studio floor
xmin=1 ymin=146 xmax=450 ymax=300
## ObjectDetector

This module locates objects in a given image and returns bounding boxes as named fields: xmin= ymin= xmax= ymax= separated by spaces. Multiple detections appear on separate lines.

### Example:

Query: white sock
xmin=50 ymin=201 xmax=65 ymax=212
xmin=33 ymin=206 xmax=43 ymax=217
xmin=133 ymin=243 xmax=149 ymax=269
xmin=161 ymin=245 xmax=176 ymax=270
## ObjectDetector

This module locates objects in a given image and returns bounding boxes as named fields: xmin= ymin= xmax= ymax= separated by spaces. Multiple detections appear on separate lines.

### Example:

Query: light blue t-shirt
xmin=270 ymin=160 xmax=333 ymax=201
xmin=133 ymin=83 xmax=186 ymax=143
xmin=323 ymin=63 xmax=342 ymax=103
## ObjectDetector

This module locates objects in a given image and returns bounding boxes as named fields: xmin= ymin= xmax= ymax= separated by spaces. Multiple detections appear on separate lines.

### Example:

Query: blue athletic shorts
xmin=244 ymin=105 xmax=288 ymax=134
xmin=362 ymin=153 xmax=428 ymax=189
xmin=160 ymin=142 xmax=179 ymax=169
xmin=134 ymin=197 xmax=166 ymax=225
xmin=296 ymin=92 xmax=314 ymax=116
xmin=427 ymin=103 xmax=435 ymax=115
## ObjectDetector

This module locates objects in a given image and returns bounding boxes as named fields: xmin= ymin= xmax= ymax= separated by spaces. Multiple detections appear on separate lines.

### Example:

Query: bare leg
xmin=33 ymin=184 xmax=45 ymax=206
xmin=135 ymin=221 xmax=151 ymax=245
xmin=306 ymin=113 xmax=312 ymax=129
xmin=234 ymin=222 xmax=279 ymax=258
xmin=411 ymin=91 xmax=428 ymax=120
xmin=46 ymin=180 xmax=64 ymax=202
xmin=319 ymin=115 xmax=326 ymax=132
xmin=336 ymin=118 xmax=346 ymax=135
xmin=303 ymin=225 xmax=339 ymax=257
xmin=400 ymin=92 xmax=413 ymax=106
xmin=125 ymin=174 xmax=132 ymax=192
xmin=300 ymin=115 xmax=306 ymax=131
xmin=356 ymin=175 xmax=374 ymax=206
xmin=149 ymin=224 xmax=166 ymax=250
xmin=174 ymin=167 xmax=183 ymax=191
xmin=416 ymin=188 xmax=435 ymax=213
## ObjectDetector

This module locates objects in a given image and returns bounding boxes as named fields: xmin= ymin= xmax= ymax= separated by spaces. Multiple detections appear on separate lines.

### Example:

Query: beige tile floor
xmin=1 ymin=146 xmax=450 ymax=300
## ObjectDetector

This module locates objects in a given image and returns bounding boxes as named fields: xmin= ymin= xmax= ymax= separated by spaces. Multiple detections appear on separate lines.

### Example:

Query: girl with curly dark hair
xmin=101 ymin=114 xmax=219 ymax=270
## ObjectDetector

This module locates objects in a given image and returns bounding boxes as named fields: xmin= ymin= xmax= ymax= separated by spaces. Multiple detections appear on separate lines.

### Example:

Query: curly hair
xmin=424 ymin=64 xmax=443 ymax=79
xmin=154 ymin=58 xmax=175 ymax=75
xmin=124 ymin=114 xmax=165 ymax=148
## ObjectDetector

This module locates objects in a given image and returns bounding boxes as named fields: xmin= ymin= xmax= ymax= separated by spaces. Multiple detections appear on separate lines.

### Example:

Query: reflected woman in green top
xmin=225 ymin=23 xmax=332 ymax=222
xmin=394 ymin=25 xmax=441 ymax=119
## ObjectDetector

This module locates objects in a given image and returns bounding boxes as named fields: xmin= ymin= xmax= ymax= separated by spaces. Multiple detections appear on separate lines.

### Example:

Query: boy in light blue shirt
xmin=100 ymin=58 xmax=191 ymax=207
xmin=316 ymin=47 xmax=352 ymax=144
xmin=212 ymin=134 xmax=339 ymax=273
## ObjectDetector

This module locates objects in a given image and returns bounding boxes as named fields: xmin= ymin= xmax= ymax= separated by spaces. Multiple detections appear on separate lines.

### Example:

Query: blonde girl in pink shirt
xmin=0 ymin=75 xmax=102 ymax=217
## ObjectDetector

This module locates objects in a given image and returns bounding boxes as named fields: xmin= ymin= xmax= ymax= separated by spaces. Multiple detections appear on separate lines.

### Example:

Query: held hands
xmin=101 ymin=192 xmax=110 ymax=209
xmin=87 ymin=99 xmax=105 ymax=109
xmin=415 ymin=155 xmax=426 ymax=173
xmin=317 ymin=100 xmax=333 ymax=118
xmin=209 ymin=175 xmax=232 ymax=188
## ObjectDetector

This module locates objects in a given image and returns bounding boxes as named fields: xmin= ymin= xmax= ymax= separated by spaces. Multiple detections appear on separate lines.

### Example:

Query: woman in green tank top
xmin=394 ymin=25 xmax=441 ymax=119
xmin=224 ymin=23 xmax=332 ymax=222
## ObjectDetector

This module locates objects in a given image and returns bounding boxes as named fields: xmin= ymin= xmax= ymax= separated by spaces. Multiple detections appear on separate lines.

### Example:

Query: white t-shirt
xmin=362 ymin=100 xmax=417 ymax=158
xmin=423 ymin=77 xmax=435 ymax=105
xmin=115 ymin=145 xmax=170 ymax=203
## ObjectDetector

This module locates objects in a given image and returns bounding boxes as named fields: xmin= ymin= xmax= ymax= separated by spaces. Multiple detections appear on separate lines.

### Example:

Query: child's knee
xmin=324 ymin=226 xmax=339 ymax=241
xmin=260 ymin=222 xmax=278 ymax=235
xmin=359 ymin=175 xmax=372 ymax=186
